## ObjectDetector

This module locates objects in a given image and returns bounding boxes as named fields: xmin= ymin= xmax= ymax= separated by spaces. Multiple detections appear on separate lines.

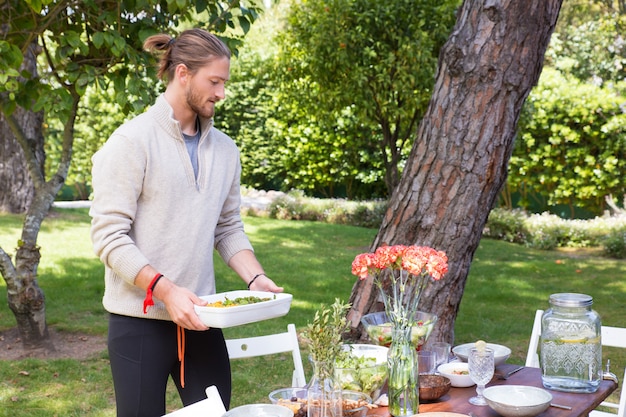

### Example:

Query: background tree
xmin=231 ymin=0 xmax=459 ymax=197
xmin=0 ymin=0 xmax=263 ymax=350
xmin=285 ymin=0 xmax=459 ymax=196
xmin=347 ymin=0 xmax=563 ymax=344
xmin=502 ymin=0 xmax=625 ymax=216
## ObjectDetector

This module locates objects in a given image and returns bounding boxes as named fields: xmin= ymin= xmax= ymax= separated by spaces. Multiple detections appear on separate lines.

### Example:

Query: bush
xmin=267 ymin=190 xmax=387 ymax=229
xmin=483 ymin=208 xmax=528 ymax=244
xmin=484 ymin=208 xmax=626 ymax=257
xmin=603 ymin=228 xmax=626 ymax=259
xmin=255 ymin=189 xmax=626 ymax=259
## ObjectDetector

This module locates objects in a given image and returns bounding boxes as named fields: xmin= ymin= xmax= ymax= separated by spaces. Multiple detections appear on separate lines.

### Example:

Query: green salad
xmin=335 ymin=350 xmax=387 ymax=398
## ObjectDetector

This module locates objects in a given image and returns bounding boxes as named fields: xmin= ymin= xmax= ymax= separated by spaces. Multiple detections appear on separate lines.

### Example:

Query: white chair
xmin=526 ymin=309 xmax=626 ymax=417
xmin=226 ymin=323 xmax=307 ymax=388
xmin=162 ymin=385 xmax=226 ymax=416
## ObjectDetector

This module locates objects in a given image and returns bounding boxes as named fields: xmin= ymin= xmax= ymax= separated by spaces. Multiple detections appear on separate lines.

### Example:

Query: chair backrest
xmin=526 ymin=309 xmax=626 ymax=417
xmin=162 ymin=385 xmax=226 ymax=416
xmin=525 ymin=309 xmax=544 ymax=368
xmin=226 ymin=323 xmax=307 ymax=388
xmin=204 ymin=385 xmax=227 ymax=416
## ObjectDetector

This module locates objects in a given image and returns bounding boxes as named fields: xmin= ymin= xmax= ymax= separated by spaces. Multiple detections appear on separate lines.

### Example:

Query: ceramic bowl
xmin=452 ymin=342 xmax=511 ymax=366
xmin=418 ymin=374 xmax=452 ymax=401
xmin=360 ymin=311 xmax=438 ymax=350
xmin=336 ymin=344 xmax=388 ymax=399
xmin=483 ymin=385 xmax=552 ymax=417
xmin=436 ymin=362 xmax=475 ymax=388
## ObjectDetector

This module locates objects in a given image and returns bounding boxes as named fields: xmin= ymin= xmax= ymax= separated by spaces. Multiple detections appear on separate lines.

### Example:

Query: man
xmin=90 ymin=29 xmax=282 ymax=417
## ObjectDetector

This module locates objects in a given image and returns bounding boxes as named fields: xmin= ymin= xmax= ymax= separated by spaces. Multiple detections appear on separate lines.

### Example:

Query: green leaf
xmin=93 ymin=32 xmax=104 ymax=49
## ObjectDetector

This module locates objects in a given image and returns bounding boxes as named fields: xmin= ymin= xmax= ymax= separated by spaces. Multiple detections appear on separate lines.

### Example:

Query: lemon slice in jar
xmin=475 ymin=340 xmax=487 ymax=352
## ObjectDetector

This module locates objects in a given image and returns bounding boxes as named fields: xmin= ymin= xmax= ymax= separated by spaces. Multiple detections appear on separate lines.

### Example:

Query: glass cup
xmin=468 ymin=347 xmax=495 ymax=405
xmin=431 ymin=342 xmax=451 ymax=369
xmin=417 ymin=350 xmax=437 ymax=375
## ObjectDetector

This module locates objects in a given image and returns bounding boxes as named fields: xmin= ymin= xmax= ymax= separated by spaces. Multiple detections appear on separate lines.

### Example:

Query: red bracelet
xmin=143 ymin=273 xmax=164 ymax=314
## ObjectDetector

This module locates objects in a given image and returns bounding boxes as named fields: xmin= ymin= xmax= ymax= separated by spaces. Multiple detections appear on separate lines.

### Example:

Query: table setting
xmin=163 ymin=245 xmax=619 ymax=417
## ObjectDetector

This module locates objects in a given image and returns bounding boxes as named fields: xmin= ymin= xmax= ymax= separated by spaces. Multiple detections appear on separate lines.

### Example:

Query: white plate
xmin=411 ymin=413 xmax=470 ymax=417
xmin=224 ymin=404 xmax=294 ymax=417
xmin=452 ymin=342 xmax=511 ymax=366
xmin=194 ymin=291 xmax=292 ymax=328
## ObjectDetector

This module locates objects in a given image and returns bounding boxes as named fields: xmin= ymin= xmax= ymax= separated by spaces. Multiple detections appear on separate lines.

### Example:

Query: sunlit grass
xmin=1 ymin=209 xmax=624 ymax=415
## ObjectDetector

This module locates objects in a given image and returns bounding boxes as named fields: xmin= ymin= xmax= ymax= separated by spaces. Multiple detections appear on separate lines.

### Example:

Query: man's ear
xmin=174 ymin=63 xmax=190 ymax=84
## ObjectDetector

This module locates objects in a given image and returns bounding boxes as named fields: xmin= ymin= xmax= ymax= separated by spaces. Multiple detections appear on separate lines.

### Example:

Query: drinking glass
xmin=417 ymin=350 xmax=437 ymax=375
xmin=431 ymin=342 xmax=451 ymax=369
xmin=468 ymin=347 xmax=495 ymax=405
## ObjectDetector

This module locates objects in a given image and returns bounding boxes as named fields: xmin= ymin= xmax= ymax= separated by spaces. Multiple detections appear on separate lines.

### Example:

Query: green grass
xmin=0 ymin=209 xmax=624 ymax=416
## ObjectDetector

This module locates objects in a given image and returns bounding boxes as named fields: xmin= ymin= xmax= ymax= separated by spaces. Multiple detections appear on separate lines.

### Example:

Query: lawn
xmin=0 ymin=208 xmax=624 ymax=416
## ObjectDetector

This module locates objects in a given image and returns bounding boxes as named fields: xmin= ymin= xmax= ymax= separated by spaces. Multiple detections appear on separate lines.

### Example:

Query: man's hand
xmin=159 ymin=283 xmax=209 ymax=330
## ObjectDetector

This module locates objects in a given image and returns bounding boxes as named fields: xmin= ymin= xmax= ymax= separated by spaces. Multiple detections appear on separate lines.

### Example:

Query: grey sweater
xmin=89 ymin=94 xmax=253 ymax=321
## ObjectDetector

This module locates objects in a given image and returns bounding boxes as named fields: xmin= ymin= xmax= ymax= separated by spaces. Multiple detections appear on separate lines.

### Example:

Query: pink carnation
xmin=352 ymin=244 xmax=448 ymax=282
xmin=351 ymin=253 xmax=375 ymax=279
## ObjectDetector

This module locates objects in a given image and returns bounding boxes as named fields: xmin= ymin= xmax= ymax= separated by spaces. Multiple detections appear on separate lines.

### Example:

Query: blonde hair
xmin=143 ymin=29 xmax=231 ymax=83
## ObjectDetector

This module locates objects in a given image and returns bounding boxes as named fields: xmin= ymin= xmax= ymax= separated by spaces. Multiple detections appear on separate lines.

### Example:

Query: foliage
xmin=262 ymin=191 xmax=626 ymax=257
xmin=46 ymin=87 xmax=133 ymax=197
xmin=547 ymin=6 xmax=625 ymax=85
xmin=485 ymin=207 xmax=625 ymax=254
xmin=0 ymin=0 xmax=266 ymax=189
xmin=483 ymin=208 xmax=528 ymax=244
xmin=300 ymin=299 xmax=351 ymax=365
xmin=270 ymin=0 xmax=459 ymax=196
xmin=602 ymin=227 xmax=626 ymax=258
xmin=221 ymin=0 xmax=460 ymax=198
xmin=509 ymin=68 xmax=626 ymax=215
xmin=219 ymin=4 xmax=389 ymax=199
xmin=265 ymin=190 xmax=387 ymax=228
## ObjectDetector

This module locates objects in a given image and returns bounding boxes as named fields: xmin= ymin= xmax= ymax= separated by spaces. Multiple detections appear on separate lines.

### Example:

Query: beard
xmin=186 ymin=85 xmax=215 ymax=119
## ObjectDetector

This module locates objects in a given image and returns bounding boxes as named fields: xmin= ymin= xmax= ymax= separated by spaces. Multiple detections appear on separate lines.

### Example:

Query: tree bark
xmin=0 ymin=109 xmax=41 ymax=213
xmin=0 ymin=42 xmax=68 ymax=351
xmin=347 ymin=0 xmax=563 ymax=345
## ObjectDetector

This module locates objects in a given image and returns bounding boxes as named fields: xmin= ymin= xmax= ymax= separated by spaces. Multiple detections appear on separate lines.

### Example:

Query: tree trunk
xmin=0 ymin=42 xmax=71 ymax=351
xmin=347 ymin=0 xmax=563 ymax=345
xmin=0 ymin=121 xmax=35 ymax=216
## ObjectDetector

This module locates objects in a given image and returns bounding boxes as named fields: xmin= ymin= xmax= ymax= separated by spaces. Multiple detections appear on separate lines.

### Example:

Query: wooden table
xmin=366 ymin=367 xmax=618 ymax=417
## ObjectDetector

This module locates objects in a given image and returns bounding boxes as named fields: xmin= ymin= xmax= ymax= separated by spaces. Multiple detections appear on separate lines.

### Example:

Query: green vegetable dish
xmin=335 ymin=348 xmax=387 ymax=398
xmin=206 ymin=295 xmax=274 ymax=308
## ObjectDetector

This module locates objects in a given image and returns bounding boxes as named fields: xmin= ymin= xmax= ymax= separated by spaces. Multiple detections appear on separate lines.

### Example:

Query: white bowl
xmin=483 ymin=385 xmax=552 ymax=417
xmin=436 ymin=362 xmax=475 ymax=387
xmin=452 ymin=343 xmax=511 ymax=366
xmin=224 ymin=403 xmax=294 ymax=417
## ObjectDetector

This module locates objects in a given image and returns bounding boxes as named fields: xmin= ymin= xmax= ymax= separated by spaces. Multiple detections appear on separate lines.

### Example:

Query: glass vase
xmin=307 ymin=359 xmax=343 ymax=417
xmin=387 ymin=326 xmax=419 ymax=416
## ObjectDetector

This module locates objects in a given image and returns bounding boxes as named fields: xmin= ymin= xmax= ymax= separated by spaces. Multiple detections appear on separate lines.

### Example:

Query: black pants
xmin=108 ymin=314 xmax=231 ymax=417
